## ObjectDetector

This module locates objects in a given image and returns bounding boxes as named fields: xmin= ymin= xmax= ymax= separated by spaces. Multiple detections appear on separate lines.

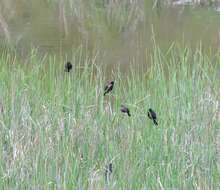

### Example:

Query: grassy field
xmin=0 ymin=44 xmax=220 ymax=189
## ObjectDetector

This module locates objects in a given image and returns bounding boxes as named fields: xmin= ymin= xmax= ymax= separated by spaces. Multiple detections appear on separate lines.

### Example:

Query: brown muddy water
xmin=0 ymin=0 xmax=220 ymax=68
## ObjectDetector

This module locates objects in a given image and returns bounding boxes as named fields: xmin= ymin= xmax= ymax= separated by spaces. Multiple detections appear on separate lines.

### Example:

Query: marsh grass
xmin=0 ymin=44 xmax=220 ymax=189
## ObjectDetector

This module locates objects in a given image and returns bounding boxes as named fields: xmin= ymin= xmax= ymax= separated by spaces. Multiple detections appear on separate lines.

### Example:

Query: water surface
xmin=0 ymin=1 xmax=220 ymax=68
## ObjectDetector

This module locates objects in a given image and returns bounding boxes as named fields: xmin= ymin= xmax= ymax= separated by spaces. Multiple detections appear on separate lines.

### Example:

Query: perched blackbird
xmin=105 ymin=163 xmax=113 ymax=183
xmin=0 ymin=102 xmax=3 ymax=114
xmin=148 ymin=108 xmax=158 ymax=125
xmin=65 ymin=61 xmax=72 ymax=72
xmin=104 ymin=81 xmax=114 ymax=96
xmin=120 ymin=105 xmax=131 ymax=117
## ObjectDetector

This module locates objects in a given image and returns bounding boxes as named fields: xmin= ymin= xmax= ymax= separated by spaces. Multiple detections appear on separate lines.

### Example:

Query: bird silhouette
xmin=104 ymin=81 xmax=114 ymax=96
xmin=65 ymin=61 xmax=72 ymax=72
xmin=105 ymin=163 xmax=112 ymax=183
xmin=148 ymin=108 xmax=158 ymax=125
xmin=120 ymin=105 xmax=131 ymax=117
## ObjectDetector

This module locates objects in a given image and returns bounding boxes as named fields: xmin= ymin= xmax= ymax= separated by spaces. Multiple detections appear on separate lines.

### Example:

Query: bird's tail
xmin=153 ymin=119 xmax=158 ymax=125
xmin=65 ymin=68 xmax=69 ymax=72
xmin=104 ymin=92 xmax=107 ymax=96
xmin=128 ymin=112 xmax=131 ymax=117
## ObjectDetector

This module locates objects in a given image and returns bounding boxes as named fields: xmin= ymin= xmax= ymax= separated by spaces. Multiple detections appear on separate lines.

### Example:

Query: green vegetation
xmin=0 ymin=0 xmax=220 ymax=189
xmin=0 ymin=44 xmax=219 ymax=189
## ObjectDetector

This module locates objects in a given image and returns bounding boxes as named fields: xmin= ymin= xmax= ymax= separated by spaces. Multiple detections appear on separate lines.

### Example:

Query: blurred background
xmin=0 ymin=0 xmax=220 ymax=67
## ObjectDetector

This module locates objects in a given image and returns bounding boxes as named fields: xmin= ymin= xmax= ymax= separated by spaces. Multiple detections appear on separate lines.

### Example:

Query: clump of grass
xmin=0 ymin=44 xmax=220 ymax=189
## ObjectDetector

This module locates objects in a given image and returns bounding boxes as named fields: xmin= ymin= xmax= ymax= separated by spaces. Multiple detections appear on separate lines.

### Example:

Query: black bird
xmin=148 ymin=108 xmax=158 ymax=125
xmin=120 ymin=105 xmax=131 ymax=117
xmin=104 ymin=81 xmax=114 ymax=96
xmin=65 ymin=61 xmax=72 ymax=72
xmin=105 ymin=163 xmax=113 ymax=183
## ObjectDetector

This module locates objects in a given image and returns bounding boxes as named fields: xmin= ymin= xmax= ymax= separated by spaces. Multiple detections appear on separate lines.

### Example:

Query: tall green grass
xmin=0 ymin=44 xmax=220 ymax=189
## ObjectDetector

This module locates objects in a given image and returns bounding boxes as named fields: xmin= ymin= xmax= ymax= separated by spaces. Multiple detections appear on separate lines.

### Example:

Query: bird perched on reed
xmin=104 ymin=81 xmax=114 ymax=96
xmin=120 ymin=105 xmax=131 ymax=117
xmin=0 ymin=102 xmax=3 ymax=114
xmin=148 ymin=108 xmax=158 ymax=125
xmin=65 ymin=61 xmax=72 ymax=72
xmin=105 ymin=163 xmax=113 ymax=183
